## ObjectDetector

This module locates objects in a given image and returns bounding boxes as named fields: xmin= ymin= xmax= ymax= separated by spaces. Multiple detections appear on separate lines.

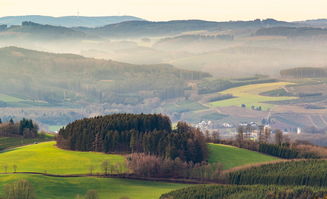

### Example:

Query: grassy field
xmin=0 ymin=94 xmax=26 ymax=103
xmin=0 ymin=142 xmax=125 ymax=174
xmin=48 ymin=125 xmax=65 ymax=132
xmin=209 ymin=82 xmax=297 ymax=110
xmin=0 ymin=136 xmax=54 ymax=151
xmin=0 ymin=174 xmax=189 ymax=199
xmin=208 ymin=143 xmax=279 ymax=169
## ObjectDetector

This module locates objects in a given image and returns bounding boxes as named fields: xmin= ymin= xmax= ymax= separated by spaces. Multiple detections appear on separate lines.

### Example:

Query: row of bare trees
xmin=2 ymin=164 xmax=17 ymax=173
xmin=126 ymin=153 xmax=223 ymax=182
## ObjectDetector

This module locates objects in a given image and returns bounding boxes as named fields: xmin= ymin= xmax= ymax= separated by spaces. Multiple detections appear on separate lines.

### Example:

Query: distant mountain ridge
xmin=0 ymin=18 xmax=294 ymax=39
xmin=256 ymin=26 xmax=327 ymax=37
xmin=77 ymin=18 xmax=292 ymax=37
xmin=297 ymin=19 xmax=327 ymax=27
xmin=0 ymin=21 xmax=90 ymax=40
xmin=0 ymin=15 xmax=144 ymax=27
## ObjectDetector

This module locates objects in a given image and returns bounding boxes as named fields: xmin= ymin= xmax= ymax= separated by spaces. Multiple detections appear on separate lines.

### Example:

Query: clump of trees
xmin=57 ymin=114 xmax=208 ymax=163
xmin=0 ymin=118 xmax=39 ymax=138
xmin=127 ymin=153 xmax=223 ymax=182
xmin=221 ymin=125 xmax=324 ymax=159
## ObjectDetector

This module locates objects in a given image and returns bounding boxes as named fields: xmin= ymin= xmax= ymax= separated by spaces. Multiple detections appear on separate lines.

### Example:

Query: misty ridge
xmin=0 ymin=15 xmax=327 ymax=140
xmin=1 ymin=16 xmax=327 ymax=78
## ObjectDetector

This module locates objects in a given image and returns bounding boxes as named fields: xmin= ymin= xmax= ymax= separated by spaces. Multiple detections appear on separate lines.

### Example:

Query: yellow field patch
xmin=209 ymin=82 xmax=297 ymax=110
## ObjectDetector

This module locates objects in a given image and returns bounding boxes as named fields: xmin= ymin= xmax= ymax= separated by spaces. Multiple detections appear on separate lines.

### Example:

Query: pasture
xmin=0 ymin=142 xmax=125 ymax=174
xmin=0 ymin=136 xmax=53 ymax=151
xmin=0 ymin=174 xmax=189 ymax=199
xmin=208 ymin=82 xmax=297 ymax=110
xmin=208 ymin=143 xmax=279 ymax=169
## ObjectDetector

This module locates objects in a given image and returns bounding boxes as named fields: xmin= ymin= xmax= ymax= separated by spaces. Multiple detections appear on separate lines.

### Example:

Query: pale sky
xmin=0 ymin=0 xmax=326 ymax=21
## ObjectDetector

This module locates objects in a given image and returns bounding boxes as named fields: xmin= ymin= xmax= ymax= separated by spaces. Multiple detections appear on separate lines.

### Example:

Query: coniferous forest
xmin=229 ymin=160 xmax=327 ymax=186
xmin=56 ymin=113 xmax=208 ymax=163
xmin=160 ymin=185 xmax=327 ymax=199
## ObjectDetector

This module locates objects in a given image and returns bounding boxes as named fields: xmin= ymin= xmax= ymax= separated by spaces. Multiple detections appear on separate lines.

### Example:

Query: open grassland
xmin=0 ymin=174 xmax=189 ymax=199
xmin=208 ymin=143 xmax=279 ymax=169
xmin=0 ymin=142 xmax=125 ymax=174
xmin=209 ymin=82 xmax=297 ymax=110
xmin=0 ymin=136 xmax=54 ymax=151
xmin=0 ymin=93 xmax=26 ymax=103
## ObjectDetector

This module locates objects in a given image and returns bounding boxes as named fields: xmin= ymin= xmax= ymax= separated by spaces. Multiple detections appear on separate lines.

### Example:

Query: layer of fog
xmin=1 ymin=31 xmax=327 ymax=78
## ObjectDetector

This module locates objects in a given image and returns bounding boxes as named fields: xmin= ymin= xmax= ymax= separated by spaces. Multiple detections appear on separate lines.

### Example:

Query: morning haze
xmin=1 ymin=1 xmax=327 ymax=199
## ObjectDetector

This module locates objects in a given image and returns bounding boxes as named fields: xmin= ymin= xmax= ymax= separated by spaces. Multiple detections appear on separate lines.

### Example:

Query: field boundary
xmin=0 ymin=172 xmax=215 ymax=184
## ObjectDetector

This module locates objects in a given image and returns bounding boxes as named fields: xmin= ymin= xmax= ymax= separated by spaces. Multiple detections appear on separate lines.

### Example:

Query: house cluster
xmin=195 ymin=120 xmax=214 ymax=131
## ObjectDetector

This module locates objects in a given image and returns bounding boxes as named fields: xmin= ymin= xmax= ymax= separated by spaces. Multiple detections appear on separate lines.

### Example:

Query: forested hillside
xmin=280 ymin=67 xmax=327 ymax=78
xmin=161 ymin=185 xmax=327 ymax=199
xmin=0 ymin=22 xmax=89 ymax=40
xmin=229 ymin=160 xmax=327 ymax=186
xmin=0 ymin=47 xmax=210 ymax=107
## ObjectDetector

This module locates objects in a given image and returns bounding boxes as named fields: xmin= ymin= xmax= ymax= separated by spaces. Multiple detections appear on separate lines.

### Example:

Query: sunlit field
xmin=209 ymin=82 xmax=297 ymax=110
xmin=208 ymin=143 xmax=279 ymax=169
xmin=0 ymin=142 xmax=125 ymax=174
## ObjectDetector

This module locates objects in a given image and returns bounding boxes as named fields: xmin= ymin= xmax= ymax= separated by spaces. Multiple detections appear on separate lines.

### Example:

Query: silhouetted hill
xmin=256 ymin=26 xmax=327 ymax=37
xmin=0 ymin=15 xmax=144 ymax=27
xmin=297 ymin=19 xmax=327 ymax=27
xmin=0 ymin=21 xmax=89 ymax=40
xmin=78 ymin=19 xmax=292 ymax=38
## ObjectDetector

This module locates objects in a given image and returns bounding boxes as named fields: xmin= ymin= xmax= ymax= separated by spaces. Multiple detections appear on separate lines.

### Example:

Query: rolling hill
xmin=0 ymin=174 xmax=188 ymax=199
xmin=0 ymin=46 xmax=209 ymax=106
xmin=0 ymin=142 xmax=125 ymax=174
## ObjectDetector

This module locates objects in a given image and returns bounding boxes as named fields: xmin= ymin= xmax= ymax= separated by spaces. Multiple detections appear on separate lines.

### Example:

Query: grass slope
xmin=209 ymin=82 xmax=297 ymax=110
xmin=0 ymin=93 xmax=26 ymax=103
xmin=0 ymin=174 xmax=189 ymax=199
xmin=0 ymin=142 xmax=125 ymax=174
xmin=0 ymin=136 xmax=53 ymax=151
xmin=208 ymin=143 xmax=279 ymax=169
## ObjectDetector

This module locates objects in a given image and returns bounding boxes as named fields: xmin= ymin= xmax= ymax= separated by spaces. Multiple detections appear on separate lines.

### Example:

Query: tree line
xmin=218 ymin=125 xmax=326 ymax=159
xmin=57 ymin=114 xmax=208 ymax=163
xmin=126 ymin=153 xmax=223 ymax=182
xmin=258 ymin=143 xmax=319 ymax=159
xmin=0 ymin=118 xmax=39 ymax=138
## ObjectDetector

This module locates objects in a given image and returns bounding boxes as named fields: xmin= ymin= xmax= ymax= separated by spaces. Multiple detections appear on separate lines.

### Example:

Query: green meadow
xmin=0 ymin=136 xmax=53 ymax=151
xmin=0 ymin=174 xmax=189 ymax=199
xmin=208 ymin=143 xmax=279 ymax=169
xmin=0 ymin=142 xmax=125 ymax=174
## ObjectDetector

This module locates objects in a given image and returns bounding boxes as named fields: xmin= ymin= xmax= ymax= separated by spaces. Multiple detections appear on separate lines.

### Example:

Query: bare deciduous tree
xmin=101 ymin=160 xmax=109 ymax=175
